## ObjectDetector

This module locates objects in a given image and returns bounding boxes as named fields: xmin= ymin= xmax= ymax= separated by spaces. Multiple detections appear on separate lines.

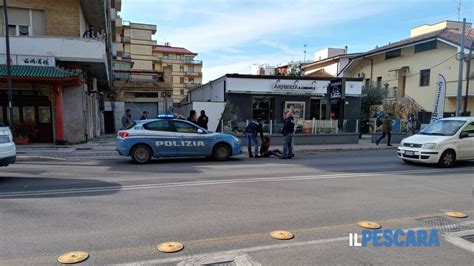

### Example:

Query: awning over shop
xmin=0 ymin=65 xmax=81 ymax=86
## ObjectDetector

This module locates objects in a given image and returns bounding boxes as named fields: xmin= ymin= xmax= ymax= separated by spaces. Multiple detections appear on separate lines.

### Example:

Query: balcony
xmin=184 ymin=59 xmax=203 ymax=65
xmin=0 ymin=36 xmax=106 ymax=63
xmin=0 ymin=35 xmax=109 ymax=86
xmin=185 ymin=72 xmax=202 ymax=77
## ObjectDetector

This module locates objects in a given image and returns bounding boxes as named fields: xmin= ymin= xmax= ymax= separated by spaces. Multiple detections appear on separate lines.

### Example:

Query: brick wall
xmin=5 ymin=0 xmax=81 ymax=37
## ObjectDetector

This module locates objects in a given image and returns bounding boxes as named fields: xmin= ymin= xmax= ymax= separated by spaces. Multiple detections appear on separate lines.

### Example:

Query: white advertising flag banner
xmin=431 ymin=74 xmax=446 ymax=123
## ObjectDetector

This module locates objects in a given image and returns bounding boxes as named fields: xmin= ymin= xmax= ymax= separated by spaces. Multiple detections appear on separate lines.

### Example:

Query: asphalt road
xmin=0 ymin=150 xmax=473 ymax=265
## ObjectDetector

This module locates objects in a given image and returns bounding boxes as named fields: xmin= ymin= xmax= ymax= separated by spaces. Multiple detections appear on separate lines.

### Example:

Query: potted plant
xmin=13 ymin=120 xmax=37 ymax=145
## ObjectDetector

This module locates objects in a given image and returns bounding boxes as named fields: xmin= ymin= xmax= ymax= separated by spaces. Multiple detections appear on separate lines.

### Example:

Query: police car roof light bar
xmin=158 ymin=114 xmax=175 ymax=119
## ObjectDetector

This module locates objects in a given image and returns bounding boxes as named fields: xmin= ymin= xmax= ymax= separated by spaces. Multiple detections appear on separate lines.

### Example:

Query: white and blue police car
xmin=116 ymin=115 xmax=242 ymax=163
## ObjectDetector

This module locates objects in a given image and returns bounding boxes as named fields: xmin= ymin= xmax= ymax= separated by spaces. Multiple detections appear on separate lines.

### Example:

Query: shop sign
xmin=273 ymin=80 xmax=318 ymax=93
xmin=329 ymin=81 xmax=343 ymax=100
xmin=0 ymin=54 xmax=55 ymax=67
xmin=17 ymin=55 xmax=55 ymax=67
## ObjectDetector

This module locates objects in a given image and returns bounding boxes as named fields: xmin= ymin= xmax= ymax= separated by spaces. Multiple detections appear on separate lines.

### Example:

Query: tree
xmin=361 ymin=83 xmax=386 ymax=120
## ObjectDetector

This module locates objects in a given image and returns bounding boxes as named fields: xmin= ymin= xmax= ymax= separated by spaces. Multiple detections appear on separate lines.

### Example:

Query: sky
xmin=121 ymin=0 xmax=473 ymax=83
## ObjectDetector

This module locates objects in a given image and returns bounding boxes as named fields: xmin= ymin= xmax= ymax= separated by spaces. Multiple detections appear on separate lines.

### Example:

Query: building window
xmin=1 ymin=7 xmax=45 ymax=36
xmin=163 ymin=53 xmax=169 ymax=59
xmin=179 ymin=65 xmax=184 ymax=72
xmin=376 ymin=77 xmax=382 ymax=88
xmin=415 ymin=40 xmax=437 ymax=53
xmin=180 ymin=77 xmax=185 ymax=84
xmin=385 ymin=49 xmax=401 ymax=60
xmin=176 ymin=55 xmax=181 ymax=60
xmin=364 ymin=79 xmax=370 ymax=88
xmin=180 ymin=89 xmax=185 ymax=96
xmin=419 ymin=69 xmax=430 ymax=86
xmin=188 ymin=65 xmax=194 ymax=73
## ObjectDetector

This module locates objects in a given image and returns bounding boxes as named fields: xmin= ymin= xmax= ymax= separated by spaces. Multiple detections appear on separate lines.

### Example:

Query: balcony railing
xmin=185 ymin=72 xmax=202 ymax=77
xmin=184 ymin=59 xmax=202 ymax=65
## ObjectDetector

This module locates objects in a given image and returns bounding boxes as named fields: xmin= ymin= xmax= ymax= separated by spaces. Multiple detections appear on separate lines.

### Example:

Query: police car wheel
xmin=213 ymin=144 xmax=231 ymax=161
xmin=438 ymin=150 xmax=455 ymax=168
xmin=131 ymin=145 xmax=152 ymax=164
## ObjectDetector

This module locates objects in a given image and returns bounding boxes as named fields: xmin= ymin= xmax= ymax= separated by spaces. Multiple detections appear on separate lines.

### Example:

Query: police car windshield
xmin=420 ymin=120 xmax=465 ymax=136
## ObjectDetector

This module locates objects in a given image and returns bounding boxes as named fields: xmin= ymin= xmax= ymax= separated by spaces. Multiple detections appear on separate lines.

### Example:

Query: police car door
xmin=172 ymin=120 xmax=210 ymax=156
xmin=142 ymin=120 xmax=178 ymax=157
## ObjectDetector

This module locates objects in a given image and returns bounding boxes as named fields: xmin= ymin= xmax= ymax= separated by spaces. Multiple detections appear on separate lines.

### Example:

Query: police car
xmin=116 ymin=115 xmax=242 ymax=163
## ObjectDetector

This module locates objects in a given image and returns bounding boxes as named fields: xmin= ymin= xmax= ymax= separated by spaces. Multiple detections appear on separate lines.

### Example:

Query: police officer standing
xmin=281 ymin=112 xmax=295 ymax=159
xmin=245 ymin=117 xmax=264 ymax=158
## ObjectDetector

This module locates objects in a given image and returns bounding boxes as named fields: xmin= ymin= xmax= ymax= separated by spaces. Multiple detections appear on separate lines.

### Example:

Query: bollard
xmin=270 ymin=120 xmax=273 ymax=134
xmin=356 ymin=119 xmax=359 ymax=134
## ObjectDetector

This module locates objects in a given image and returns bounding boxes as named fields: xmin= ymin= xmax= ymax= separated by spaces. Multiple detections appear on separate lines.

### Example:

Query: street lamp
xmin=2 ymin=0 xmax=13 ymax=127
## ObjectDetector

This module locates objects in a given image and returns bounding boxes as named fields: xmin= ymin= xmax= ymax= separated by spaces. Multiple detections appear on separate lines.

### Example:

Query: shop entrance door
xmin=310 ymin=98 xmax=326 ymax=120
xmin=0 ymin=90 xmax=53 ymax=142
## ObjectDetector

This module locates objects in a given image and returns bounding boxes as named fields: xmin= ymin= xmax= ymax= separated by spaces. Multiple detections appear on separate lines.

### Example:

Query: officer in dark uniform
xmin=245 ymin=117 xmax=264 ymax=158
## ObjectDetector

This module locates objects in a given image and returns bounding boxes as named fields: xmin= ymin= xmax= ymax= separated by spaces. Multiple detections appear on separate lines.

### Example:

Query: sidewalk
xmin=15 ymin=135 xmax=397 ymax=161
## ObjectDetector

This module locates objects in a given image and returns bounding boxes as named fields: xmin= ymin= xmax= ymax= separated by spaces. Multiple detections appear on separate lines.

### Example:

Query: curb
xmin=16 ymin=156 xmax=67 ymax=161
xmin=241 ymin=146 xmax=398 ymax=154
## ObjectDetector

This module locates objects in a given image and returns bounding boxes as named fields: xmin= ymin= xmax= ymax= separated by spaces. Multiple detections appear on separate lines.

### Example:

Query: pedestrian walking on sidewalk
xmin=376 ymin=113 xmax=393 ymax=146
xmin=245 ymin=117 xmax=264 ymax=158
xmin=121 ymin=109 xmax=133 ymax=129
xmin=197 ymin=110 xmax=209 ymax=129
xmin=281 ymin=112 xmax=295 ymax=159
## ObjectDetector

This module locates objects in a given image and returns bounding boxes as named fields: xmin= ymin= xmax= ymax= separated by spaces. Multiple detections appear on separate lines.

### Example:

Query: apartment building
xmin=153 ymin=43 xmax=203 ymax=103
xmin=341 ymin=20 xmax=473 ymax=117
xmin=0 ymin=0 xmax=117 ymax=143
xmin=110 ymin=22 xmax=173 ymax=125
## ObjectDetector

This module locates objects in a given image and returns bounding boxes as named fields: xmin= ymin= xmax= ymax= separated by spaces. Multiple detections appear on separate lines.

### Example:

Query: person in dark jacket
xmin=281 ymin=112 xmax=295 ymax=159
xmin=245 ymin=117 xmax=264 ymax=158
xmin=197 ymin=110 xmax=209 ymax=129
xmin=121 ymin=109 xmax=133 ymax=129
xmin=140 ymin=111 xmax=149 ymax=120
xmin=376 ymin=113 xmax=393 ymax=146
xmin=187 ymin=110 xmax=197 ymax=123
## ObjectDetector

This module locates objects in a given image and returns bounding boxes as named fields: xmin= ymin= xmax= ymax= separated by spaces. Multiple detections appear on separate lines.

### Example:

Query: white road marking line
xmin=115 ymin=221 xmax=474 ymax=265
xmin=116 ymin=237 xmax=348 ymax=266
xmin=0 ymin=168 xmax=472 ymax=198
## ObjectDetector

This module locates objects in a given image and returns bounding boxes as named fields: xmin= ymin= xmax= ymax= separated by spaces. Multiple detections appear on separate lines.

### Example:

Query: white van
xmin=0 ymin=124 xmax=16 ymax=167
xmin=398 ymin=117 xmax=474 ymax=167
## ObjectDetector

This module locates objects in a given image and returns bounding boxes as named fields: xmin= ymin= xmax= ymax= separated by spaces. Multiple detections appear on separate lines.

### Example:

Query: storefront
xmin=0 ymin=64 xmax=81 ymax=143
xmin=187 ymin=74 xmax=363 ymax=133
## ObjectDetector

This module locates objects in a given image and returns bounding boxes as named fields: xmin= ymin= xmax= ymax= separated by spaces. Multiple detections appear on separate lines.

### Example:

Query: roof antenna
xmin=453 ymin=0 xmax=462 ymax=21
xmin=304 ymin=44 xmax=307 ymax=62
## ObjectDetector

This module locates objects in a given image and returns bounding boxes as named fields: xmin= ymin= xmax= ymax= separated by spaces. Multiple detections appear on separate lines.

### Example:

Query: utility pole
xmin=2 ymin=0 xmax=13 ymax=127
xmin=456 ymin=18 xmax=466 ymax=117
xmin=463 ymin=45 xmax=472 ymax=115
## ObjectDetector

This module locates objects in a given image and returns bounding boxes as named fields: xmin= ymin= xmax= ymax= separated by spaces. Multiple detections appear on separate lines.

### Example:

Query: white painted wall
xmin=192 ymin=102 xmax=226 ymax=132
xmin=314 ymin=48 xmax=346 ymax=61
xmin=0 ymin=36 xmax=106 ymax=63
xmin=190 ymin=77 xmax=225 ymax=102
xmin=175 ymin=102 xmax=226 ymax=132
